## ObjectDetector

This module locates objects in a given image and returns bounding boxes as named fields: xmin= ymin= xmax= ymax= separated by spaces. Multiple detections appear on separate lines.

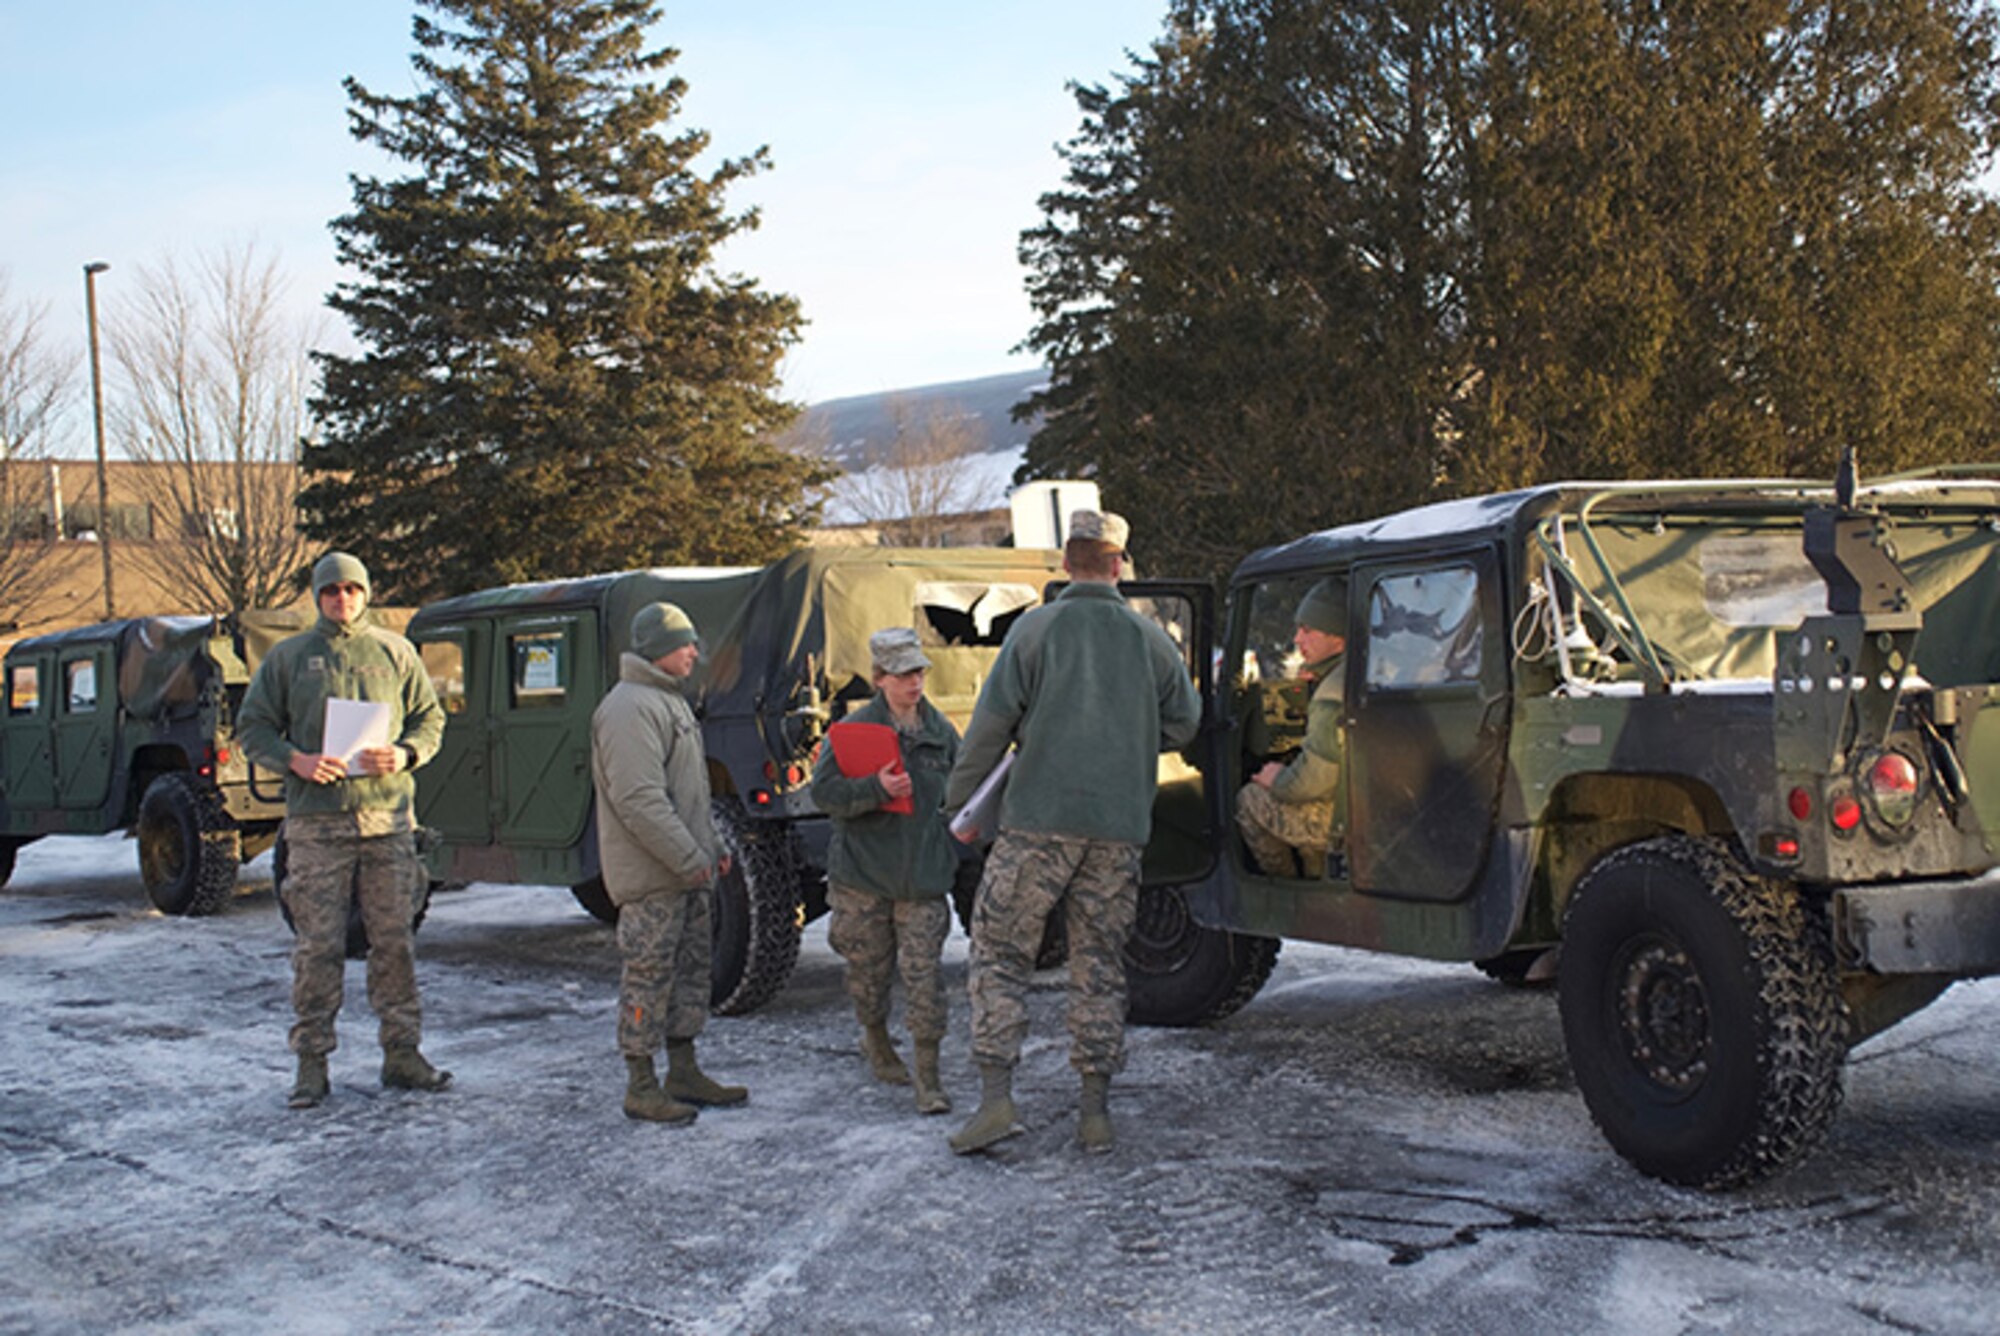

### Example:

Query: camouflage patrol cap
xmin=1296 ymin=576 xmax=1347 ymax=635
xmin=1069 ymin=509 xmax=1131 ymax=551
xmin=312 ymin=552 xmax=370 ymax=597
xmin=631 ymin=602 xmax=698 ymax=660
xmin=870 ymin=626 xmax=931 ymax=675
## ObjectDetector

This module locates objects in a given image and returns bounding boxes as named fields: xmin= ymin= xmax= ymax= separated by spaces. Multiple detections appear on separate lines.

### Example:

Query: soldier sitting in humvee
xmin=1235 ymin=577 xmax=1344 ymax=878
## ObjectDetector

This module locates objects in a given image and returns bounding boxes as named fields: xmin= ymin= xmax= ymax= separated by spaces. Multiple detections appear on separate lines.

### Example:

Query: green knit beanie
xmin=1295 ymin=577 xmax=1347 ymax=635
xmin=631 ymin=602 xmax=698 ymax=660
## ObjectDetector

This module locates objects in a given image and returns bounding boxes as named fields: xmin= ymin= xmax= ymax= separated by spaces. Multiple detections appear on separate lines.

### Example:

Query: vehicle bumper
xmin=1832 ymin=868 xmax=2000 ymax=974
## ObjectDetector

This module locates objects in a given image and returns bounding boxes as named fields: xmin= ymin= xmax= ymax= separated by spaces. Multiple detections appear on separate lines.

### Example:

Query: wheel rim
xmin=140 ymin=821 xmax=187 ymax=886
xmin=1126 ymin=886 xmax=1199 ymax=974
xmin=1612 ymin=934 xmax=1710 ymax=1096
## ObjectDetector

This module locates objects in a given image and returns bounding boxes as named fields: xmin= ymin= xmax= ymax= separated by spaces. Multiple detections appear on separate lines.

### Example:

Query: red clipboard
xmin=827 ymin=721 xmax=912 ymax=814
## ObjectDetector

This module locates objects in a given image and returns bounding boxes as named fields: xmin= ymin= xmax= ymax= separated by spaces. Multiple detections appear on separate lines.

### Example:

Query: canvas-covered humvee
xmin=0 ymin=610 xmax=322 ymax=913
xmin=1126 ymin=460 xmax=2000 ymax=1188
xmin=404 ymin=545 xmax=1070 ymax=1015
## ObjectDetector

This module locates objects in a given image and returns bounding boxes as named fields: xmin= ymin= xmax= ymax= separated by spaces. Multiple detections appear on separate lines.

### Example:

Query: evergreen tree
xmin=305 ymin=0 xmax=829 ymax=600
xmin=1019 ymin=0 xmax=2000 ymax=583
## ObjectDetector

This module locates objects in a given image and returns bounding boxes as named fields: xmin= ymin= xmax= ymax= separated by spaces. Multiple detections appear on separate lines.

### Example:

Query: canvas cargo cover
xmin=406 ymin=548 xmax=1066 ymax=725
xmin=8 ymin=606 xmax=420 ymax=724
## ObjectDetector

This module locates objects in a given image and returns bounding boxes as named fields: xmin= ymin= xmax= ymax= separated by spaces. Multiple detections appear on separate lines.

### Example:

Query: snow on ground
xmin=3 ymin=833 xmax=1998 ymax=1334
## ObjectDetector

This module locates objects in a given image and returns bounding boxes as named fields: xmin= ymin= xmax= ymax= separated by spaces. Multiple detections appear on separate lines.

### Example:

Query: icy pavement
xmin=2 ymin=833 xmax=1997 ymax=1334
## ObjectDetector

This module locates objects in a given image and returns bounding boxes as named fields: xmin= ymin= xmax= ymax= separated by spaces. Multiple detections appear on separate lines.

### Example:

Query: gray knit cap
xmin=631 ymin=602 xmax=698 ymax=660
xmin=312 ymin=552 xmax=370 ymax=597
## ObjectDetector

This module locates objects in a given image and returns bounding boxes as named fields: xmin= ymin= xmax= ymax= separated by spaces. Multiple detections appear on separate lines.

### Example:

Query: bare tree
xmin=108 ymin=245 xmax=320 ymax=610
xmin=829 ymin=396 xmax=1005 ymax=546
xmin=0 ymin=274 xmax=75 ymax=630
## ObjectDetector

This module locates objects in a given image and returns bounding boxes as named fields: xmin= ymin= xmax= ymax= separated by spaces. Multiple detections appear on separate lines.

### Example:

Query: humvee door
xmin=412 ymin=623 xmax=493 ymax=845
xmin=2 ymin=652 xmax=56 ymax=813
xmin=1346 ymin=547 xmax=1510 ymax=901
xmin=54 ymin=642 xmax=117 ymax=812
xmin=1121 ymin=581 xmax=1216 ymax=887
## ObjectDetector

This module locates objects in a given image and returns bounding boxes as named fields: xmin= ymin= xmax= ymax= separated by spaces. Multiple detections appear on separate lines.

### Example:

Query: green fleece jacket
xmin=810 ymin=694 xmax=961 ymax=899
xmin=236 ymin=612 xmax=444 ymax=819
xmin=946 ymin=580 xmax=1201 ymax=844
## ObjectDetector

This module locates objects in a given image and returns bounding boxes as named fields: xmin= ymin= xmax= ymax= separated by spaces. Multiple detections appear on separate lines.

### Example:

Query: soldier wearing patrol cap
xmin=1236 ymin=575 xmax=1346 ymax=878
xmin=592 ymin=601 xmax=748 ymax=1125
xmin=944 ymin=509 xmax=1201 ymax=1154
xmin=809 ymin=625 xmax=964 ymax=1114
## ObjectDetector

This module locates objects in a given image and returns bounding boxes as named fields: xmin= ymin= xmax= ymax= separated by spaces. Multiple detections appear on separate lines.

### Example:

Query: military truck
xmin=1124 ymin=460 xmax=2000 ymax=1188
xmin=0 ymin=610 xmax=313 ymax=913
xmin=404 ymin=546 xmax=1069 ymax=1015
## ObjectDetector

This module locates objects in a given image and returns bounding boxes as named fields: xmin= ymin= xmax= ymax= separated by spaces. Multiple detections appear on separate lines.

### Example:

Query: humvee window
xmin=65 ymin=660 xmax=98 ymax=713
xmin=509 ymin=631 xmax=567 ymax=710
xmin=1365 ymin=565 xmax=1481 ymax=690
xmin=421 ymin=641 xmax=469 ymax=715
xmin=9 ymin=664 xmax=39 ymax=715
xmin=914 ymin=582 xmax=1041 ymax=647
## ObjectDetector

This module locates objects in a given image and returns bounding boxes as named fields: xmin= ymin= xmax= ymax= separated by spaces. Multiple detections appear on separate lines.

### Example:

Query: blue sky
xmin=1 ymin=1 xmax=1164 ymax=449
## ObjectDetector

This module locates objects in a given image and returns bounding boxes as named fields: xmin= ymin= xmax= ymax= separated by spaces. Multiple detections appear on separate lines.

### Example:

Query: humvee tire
xmin=709 ymin=798 xmax=803 ymax=1016
xmin=137 ymin=773 xmax=241 ymax=916
xmin=273 ymin=829 xmax=433 ymax=960
xmin=572 ymin=875 xmax=617 ymax=924
xmin=1557 ymin=835 xmax=1849 ymax=1189
xmin=1126 ymin=884 xmax=1280 ymax=1027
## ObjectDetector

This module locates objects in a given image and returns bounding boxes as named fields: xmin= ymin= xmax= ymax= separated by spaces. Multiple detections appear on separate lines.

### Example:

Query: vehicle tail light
xmin=1829 ymin=794 xmax=1862 ymax=832
xmin=1787 ymin=787 xmax=1812 ymax=821
xmin=1865 ymin=751 xmax=1920 ymax=826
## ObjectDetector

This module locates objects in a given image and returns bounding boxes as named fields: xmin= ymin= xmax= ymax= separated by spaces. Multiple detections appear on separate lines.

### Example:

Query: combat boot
xmin=1079 ymin=1072 xmax=1113 ymax=1153
xmin=861 ymin=1021 xmax=911 ymax=1085
xmin=288 ymin=1052 xmax=329 ymax=1109
xmin=664 ymin=1039 xmax=748 ymax=1107
xmin=623 ymin=1054 xmax=698 ymax=1126
xmin=380 ymin=1044 xmax=453 ymax=1092
xmin=948 ymin=1063 xmax=1021 ymax=1154
xmin=912 ymin=1038 xmax=951 ymax=1115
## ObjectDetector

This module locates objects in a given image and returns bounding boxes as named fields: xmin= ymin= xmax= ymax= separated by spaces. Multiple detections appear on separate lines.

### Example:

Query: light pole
xmin=83 ymin=261 xmax=114 ymax=621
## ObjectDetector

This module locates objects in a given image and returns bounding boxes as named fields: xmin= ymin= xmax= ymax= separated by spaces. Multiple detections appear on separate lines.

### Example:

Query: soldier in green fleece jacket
xmin=809 ymin=626 xmax=962 ymax=1115
xmin=237 ymin=552 xmax=447 ymax=1110
xmin=943 ymin=510 xmax=1201 ymax=1155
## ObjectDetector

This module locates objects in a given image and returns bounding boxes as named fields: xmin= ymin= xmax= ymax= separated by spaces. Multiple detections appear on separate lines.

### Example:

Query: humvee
xmin=0 ymin=611 xmax=315 ymax=913
xmin=404 ymin=545 xmax=1067 ymax=1015
xmin=1125 ymin=460 xmax=2000 ymax=1188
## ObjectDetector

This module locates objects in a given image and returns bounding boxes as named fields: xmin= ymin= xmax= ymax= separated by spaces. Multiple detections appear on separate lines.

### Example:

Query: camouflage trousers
xmin=827 ymin=884 xmax=950 ymax=1042
xmin=1235 ymin=783 xmax=1335 ymax=879
xmin=967 ymin=830 xmax=1143 ymax=1077
xmin=617 ymin=885 xmax=712 ymax=1057
xmin=281 ymin=817 xmax=424 ymax=1057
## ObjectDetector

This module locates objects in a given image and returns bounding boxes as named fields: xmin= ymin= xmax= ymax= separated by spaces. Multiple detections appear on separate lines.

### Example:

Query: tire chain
xmin=153 ymin=774 xmax=241 ymax=918
xmin=1591 ymin=835 xmax=1850 ymax=1189
xmin=712 ymin=820 xmax=805 ymax=1017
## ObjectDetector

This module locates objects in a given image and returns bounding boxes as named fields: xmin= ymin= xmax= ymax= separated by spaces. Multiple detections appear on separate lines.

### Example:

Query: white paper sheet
xmin=948 ymin=750 xmax=1015 ymax=842
xmin=322 ymin=697 xmax=394 ymax=776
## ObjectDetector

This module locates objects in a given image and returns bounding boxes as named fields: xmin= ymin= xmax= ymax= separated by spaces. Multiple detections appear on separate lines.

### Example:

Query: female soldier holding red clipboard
xmin=809 ymin=627 xmax=963 ymax=1114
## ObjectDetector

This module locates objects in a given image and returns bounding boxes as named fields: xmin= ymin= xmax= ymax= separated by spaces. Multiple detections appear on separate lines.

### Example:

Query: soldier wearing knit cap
xmin=592 ymin=601 xmax=747 ymax=1124
xmin=237 ymin=551 xmax=448 ymax=1109
xmin=943 ymin=508 xmax=1201 ymax=1155
xmin=1236 ymin=575 xmax=1347 ymax=879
